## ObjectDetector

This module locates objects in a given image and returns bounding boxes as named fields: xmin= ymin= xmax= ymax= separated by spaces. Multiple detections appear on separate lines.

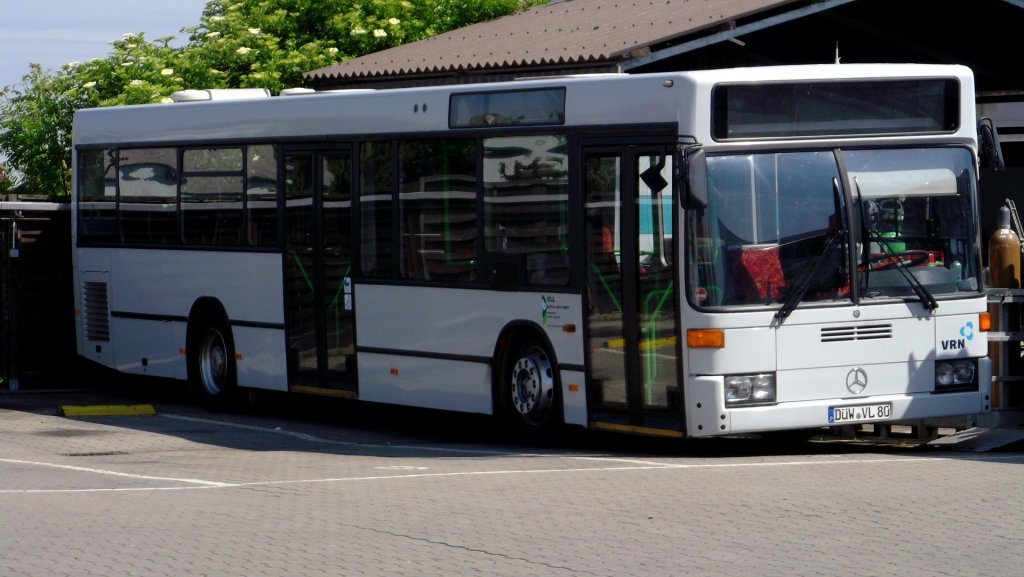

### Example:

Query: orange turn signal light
xmin=979 ymin=312 xmax=991 ymax=332
xmin=687 ymin=329 xmax=724 ymax=348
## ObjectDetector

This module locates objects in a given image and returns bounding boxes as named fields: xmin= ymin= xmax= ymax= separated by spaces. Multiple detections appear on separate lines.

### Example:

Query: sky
xmin=0 ymin=0 xmax=211 ymax=92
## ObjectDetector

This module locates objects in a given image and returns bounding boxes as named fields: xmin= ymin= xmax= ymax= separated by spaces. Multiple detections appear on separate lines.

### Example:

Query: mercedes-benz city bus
xmin=72 ymin=63 xmax=992 ymax=438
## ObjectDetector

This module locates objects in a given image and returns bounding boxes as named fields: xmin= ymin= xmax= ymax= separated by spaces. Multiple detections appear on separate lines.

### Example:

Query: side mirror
xmin=682 ymin=146 xmax=707 ymax=209
xmin=979 ymin=117 xmax=1005 ymax=172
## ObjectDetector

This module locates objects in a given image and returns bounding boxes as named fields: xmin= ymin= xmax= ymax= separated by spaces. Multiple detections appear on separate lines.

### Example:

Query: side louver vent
xmin=820 ymin=323 xmax=893 ymax=343
xmin=82 ymin=281 xmax=110 ymax=342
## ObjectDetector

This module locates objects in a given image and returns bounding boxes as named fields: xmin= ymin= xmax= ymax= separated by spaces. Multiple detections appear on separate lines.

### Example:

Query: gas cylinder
xmin=989 ymin=206 xmax=1021 ymax=289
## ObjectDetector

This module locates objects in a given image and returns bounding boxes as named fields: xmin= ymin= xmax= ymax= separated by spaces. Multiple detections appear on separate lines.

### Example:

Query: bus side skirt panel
xmin=358 ymin=352 xmax=492 ymax=414
xmin=233 ymin=326 xmax=288 ymax=391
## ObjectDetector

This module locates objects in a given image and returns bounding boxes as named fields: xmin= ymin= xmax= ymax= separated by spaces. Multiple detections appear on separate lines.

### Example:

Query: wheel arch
xmin=491 ymin=320 xmax=561 ymax=418
xmin=187 ymin=297 xmax=231 ymax=349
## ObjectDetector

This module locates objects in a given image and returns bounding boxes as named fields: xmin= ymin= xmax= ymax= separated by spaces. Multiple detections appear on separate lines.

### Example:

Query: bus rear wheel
xmin=505 ymin=340 xmax=560 ymax=434
xmin=189 ymin=320 xmax=237 ymax=407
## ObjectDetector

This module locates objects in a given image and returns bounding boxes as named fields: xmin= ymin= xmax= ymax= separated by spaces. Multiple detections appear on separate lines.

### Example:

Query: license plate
xmin=828 ymin=402 xmax=892 ymax=424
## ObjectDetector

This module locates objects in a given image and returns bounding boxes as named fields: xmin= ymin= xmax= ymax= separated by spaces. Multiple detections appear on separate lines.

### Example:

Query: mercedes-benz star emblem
xmin=846 ymin=368 xmax=868 ymax=395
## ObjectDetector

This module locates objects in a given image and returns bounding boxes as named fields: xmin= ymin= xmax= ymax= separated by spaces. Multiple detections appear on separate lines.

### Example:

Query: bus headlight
xmin=724 ymin=373 xmax=776 ymax=405
xmin=935 ymin=360 xmax=977 ymax=391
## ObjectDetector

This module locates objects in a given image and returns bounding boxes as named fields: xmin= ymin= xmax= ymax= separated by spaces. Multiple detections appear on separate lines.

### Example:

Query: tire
xmin=504 ymin=340 xmax=561 ymax=435
xmin=189 ymin=318 xmax=237 ymax=408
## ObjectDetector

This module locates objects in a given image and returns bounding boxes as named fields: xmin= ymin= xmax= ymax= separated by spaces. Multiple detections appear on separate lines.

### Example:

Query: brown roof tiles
xmin=304 ymin=0 xmax=793 ymax=82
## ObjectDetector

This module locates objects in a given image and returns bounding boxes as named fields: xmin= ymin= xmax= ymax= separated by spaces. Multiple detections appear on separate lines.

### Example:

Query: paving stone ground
xmin=2 ymin=389 xmax=1022 ymax=577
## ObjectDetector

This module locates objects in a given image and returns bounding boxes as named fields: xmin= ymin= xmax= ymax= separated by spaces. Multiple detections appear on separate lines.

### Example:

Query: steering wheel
xmin=868 ymin=250 xmax=931 ymax=270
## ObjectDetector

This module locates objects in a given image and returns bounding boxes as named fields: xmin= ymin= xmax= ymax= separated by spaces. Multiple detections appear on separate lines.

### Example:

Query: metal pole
xmin=6 ymin=217 xmax=17 ymax=391
xmin=0 ymin=216 xmax=10 ymax=390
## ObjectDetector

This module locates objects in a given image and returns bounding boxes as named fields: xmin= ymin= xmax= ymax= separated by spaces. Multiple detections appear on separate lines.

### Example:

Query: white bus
xmin=72 ymin=63 xmax=994 ymax=438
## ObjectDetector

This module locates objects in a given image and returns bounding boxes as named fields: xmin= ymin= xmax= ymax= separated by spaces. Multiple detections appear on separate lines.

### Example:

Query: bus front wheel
xmin=505 ymin=340 xmax=561 ymax=434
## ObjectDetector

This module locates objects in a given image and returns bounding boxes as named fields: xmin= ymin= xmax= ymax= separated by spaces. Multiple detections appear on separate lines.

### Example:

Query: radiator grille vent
xmin=82 ymin=281 xmax=110 ymax=342
xmin=820 ymin=323 xmax=892 ymax=343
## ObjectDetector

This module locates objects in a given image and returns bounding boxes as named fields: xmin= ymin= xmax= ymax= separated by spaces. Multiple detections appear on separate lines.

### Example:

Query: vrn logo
xmin=941 ymin=322 xmax=974 ymax=351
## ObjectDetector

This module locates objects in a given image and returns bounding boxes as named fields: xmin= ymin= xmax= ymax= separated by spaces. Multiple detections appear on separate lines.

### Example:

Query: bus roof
xmin=72 ymin=63 xmax=975 ymax=148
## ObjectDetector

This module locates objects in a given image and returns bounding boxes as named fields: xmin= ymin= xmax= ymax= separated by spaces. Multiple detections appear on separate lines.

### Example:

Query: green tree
xmin=0 ymin=0 xmax=544 ymax=195
xmin=0 ymin=64 xmax=86 ymax=196
xmin=180 ymin=0 xmax=543 ymax=94
xmin=74 ymin=33 xmax=186 ymax=106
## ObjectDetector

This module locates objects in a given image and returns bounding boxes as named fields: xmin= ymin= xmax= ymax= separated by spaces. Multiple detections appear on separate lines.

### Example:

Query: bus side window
xmin=181 ymin=148 xmax=244 ymax=246
xmin=247 ymin=145 xmax=279 ymax=247
xmin=483 ymin=135 xmax=569 ymax=286
xmin=398 ymin=139 xmax=478 ymax=282
xmin=118 ymin=148 xmax=178 ymax=245
xmin=181 ymin=175 xmax=244 ymax=246
xmin=78 ymin=149 xmax=118 ymax=243
xmin=360 ymin=141 xmax=395 ymax=278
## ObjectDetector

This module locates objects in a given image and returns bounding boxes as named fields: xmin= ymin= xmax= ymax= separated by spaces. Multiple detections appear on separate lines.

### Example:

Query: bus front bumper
xmin=685 ymin=358 xmax=991 ymax=437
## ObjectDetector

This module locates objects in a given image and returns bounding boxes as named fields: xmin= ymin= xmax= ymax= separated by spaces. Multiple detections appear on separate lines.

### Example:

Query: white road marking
xmin=3 ymin=412 xmax=1021 ymax=494
xmin=0 ymin=457 xmax=232 ymax=488
xmin=3 ymin=453 xmax=1022 ymax=494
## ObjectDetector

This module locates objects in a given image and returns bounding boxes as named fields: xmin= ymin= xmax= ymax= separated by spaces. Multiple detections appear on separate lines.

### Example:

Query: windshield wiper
xmin=774 ymin=230 xmax=842 ymax=323
xmin=870 ymin=242 xmax=939 ymax=312
xmin=775 ymin=177 xmax=846 ymax=324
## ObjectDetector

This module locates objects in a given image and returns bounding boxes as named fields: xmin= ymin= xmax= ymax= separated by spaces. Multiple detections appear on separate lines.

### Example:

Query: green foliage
xmin=74 ymin=34 xmax=184 ymax=106
xmin=180 ymin=0 xmax=544 ymax=93
xmin=0 ymin=0 xmax=545 ymax=195
xmin=0 ymin=64 xmax=85 ymax=196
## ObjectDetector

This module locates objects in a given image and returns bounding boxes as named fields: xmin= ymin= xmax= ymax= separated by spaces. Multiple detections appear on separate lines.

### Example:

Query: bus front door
xmin=283 ymin=149 xmax=357 ymax=396
xmin=583 ymin=146 xmax=682 ymax=434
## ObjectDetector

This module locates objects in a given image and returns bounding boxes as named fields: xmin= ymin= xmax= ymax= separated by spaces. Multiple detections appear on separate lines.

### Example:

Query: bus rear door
xmin=283 ymin=148 xmax=358 ymax=396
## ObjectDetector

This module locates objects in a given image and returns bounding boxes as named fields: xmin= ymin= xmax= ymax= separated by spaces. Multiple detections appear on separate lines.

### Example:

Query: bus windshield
xmin=687 ymin=146 xmax=980 ymax=310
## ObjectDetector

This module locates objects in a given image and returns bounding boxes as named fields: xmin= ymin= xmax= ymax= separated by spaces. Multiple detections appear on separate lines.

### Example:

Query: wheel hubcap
xmin=199 ymin=329 xmax=227 ymax=396
xmin=510 ymin=346 xmax=553 ymax=424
